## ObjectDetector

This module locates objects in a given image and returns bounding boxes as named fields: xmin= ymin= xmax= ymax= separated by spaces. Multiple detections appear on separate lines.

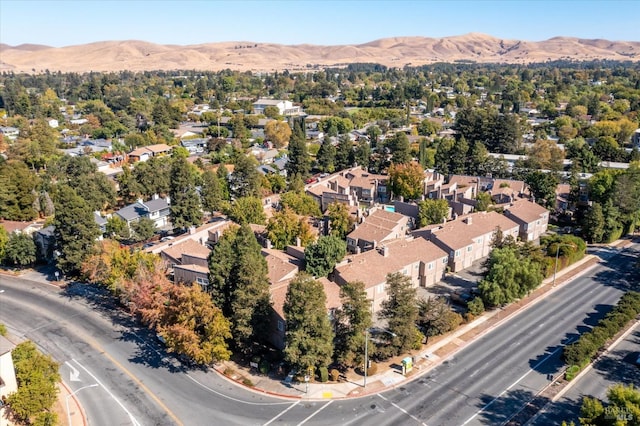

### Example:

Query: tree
xmin=353 ymin=139 xmax=371 ymax=170
xmin=229 ymin=154 xmax=261 ymax=199
xmin=228 ymin=224 xmax=272 ymax=355
xmin=223 ymin=196 xmax=266 ymax=225
xmin=387 ymin=132 xmax=412 ymax=164
xmin=264 ymin=120 xmax=292 ymax=149
xmin=131 ymin=217 xmax=156 ymax=242
xmin=378 ymin=272 xmax=419 ymax=357
xmin=434 ymin=138 xmax=454 ymax=176
xmin=6 ymin=341 xmax=60 ymax=424
xmin=583 ymin=202 xmax=606 ymax=243
xmin=0 ymin=160 xmax=39 ymax=221
xmin=475 ymin=192 xmax=492 ymax=212
xmin=200 ymin=169 xmax=224 ymax=214
xmin=304 ymin=235 xmax=347 ymax=277
xmin=279 ymin=191 xmax=321 ymax=217
xmin=449 ymin=136 xmax=469 ymax=175
xmin=0 ymin=226 xmax=9 ymax=262
xmin=418 ymin=198 xmax=449 ymax=227
xmin=316 ymin=136 xmax=336 ymax=173
xmin=388 ymin=162 xmax=424 ymax=200
xmin=335 ymin=134 xmax=354 ymax=171
xmin=283 ymin=273 xmax=334 ymax=372
xmin=417 ymin=297 xmax=463 ymax=341
xmin=327 ymin=201 xmax=354 ymax=239
xmin=158 ymin=283 xmax=231 ymax=365
xmin=3 ymin=232 xmax=37 ymax=266
xmin=266 ymin=207 xmax=313 ymax=249
xmin=169 ymin=157 xmax=202 ymax=230
xmin=524 ymin=170 xmax=559 ymax=209
xmin=286 ymin=133 xmax=310 ymax=179
xmin=117 ymin=164 xmax=144 ymax=205
xmin=54 ymin=185 xmax=100 ymax=275
xmin=334 ymin=281 xmax=372 ymax=368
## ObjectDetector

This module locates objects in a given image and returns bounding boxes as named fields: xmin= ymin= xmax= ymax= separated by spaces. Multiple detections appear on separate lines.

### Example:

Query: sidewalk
xmin=215 ymin=247 xmax=610 ymax=401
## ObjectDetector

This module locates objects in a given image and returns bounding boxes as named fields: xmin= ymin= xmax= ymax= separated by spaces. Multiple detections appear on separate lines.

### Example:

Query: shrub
xmin=565 ymin=364 xmax=581 ymax=381
xmin=224 ymin=367 xmax=235 ymax=377
xmin=259 ymin=360 xmax=270 ymax=375
xmin=329 ymin=368 xmax=340 ymax=382
xmin=318 ymin=366 xmax=328 ymax=383
xmin=0 ymin=323 xmax=7 ymax=336
xmin=242 ymin=377 xmax=254 ymax=387
xmin=366 ymin=362 xmax=378 ymax=376
xmin=467 ymin=297 xmax=485 ymax=316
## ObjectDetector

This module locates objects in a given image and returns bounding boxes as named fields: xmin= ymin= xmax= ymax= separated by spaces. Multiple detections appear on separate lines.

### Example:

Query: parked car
xmin=160 ymin=236 xmax=175 ymax=242
xmin=450 ymin=290 xmax=474 ymax=306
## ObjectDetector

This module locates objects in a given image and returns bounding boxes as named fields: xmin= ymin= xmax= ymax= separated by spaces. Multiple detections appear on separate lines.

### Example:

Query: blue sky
xmin=1 ymin=0 xmax=639 ymax=47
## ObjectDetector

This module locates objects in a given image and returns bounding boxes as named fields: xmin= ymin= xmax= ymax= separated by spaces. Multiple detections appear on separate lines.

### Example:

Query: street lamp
xmin=364 ymin=327 xmax=396 ymax=388
xmin=66 ymin=383 xmax=98 ymax=426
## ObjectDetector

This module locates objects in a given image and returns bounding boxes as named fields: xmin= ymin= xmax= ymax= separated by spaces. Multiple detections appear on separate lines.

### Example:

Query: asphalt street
xmin=0 ymin=240 xmax=637 ymax=426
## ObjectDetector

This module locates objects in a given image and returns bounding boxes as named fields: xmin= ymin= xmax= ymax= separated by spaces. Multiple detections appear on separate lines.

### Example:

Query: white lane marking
xmin=65 ymin=361 xmax=81 ymax=381
xmin=186 ymin=373 xmax=292 ymax=405
xmin=461 ymin=342 xmax=570 ymax=425
xmin=378 ymin=394 xmax=428 ymax=426
xmin=72 ymin=359 xmax=142 ymax=426
xmin=263 ymin=400 xmax=300 ymax=426
xmin=297 ymin=400 xmax=333 ymax=426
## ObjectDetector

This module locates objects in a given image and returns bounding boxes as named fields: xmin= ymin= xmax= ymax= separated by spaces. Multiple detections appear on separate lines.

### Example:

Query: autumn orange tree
xmin=388 ymin=161 xmax=425 ymax=200
xmin=264 ymin=120 xmax=292 ymax=149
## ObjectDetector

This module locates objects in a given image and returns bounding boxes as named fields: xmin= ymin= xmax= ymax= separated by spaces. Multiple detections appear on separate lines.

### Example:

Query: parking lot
xmin=416 ymin=259 xmax=486 ymax=307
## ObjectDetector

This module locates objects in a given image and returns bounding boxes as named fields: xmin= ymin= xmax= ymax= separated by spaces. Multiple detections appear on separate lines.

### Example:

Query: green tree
xmin=475 ymin=192 xmax=492 ymax=212
xmin=229 ymin=224 xmax=272 ymax=355
xmin=0 ymin=160 xmax=39 ymax=221
xmin=335 ymin=134 xmax=354 ymax=171
xmin=230 ymin=154 xmax=261 ymax=199
xmin=0 ymin=226 xmax=9 ymax=261
xmin=264 ymin=120 xmax=292 ymax=149
xmin=54 ymin=185 xmax=100 ymax=275
xmin=316 ymin=137 xmax=336 ymax=173
xmin=583 ymin=202 xmax=606 ymax=243
xmin=6 ymin=341 xmax=60 ymax=424
xmin=325 ymin=202 xmax=352 ymax=239
xmin=387 ymin=132 xmax=412 ymax=164
xmin=449 ymin=136 xmax=469 ymax=175
xmin=418 ymin=198 xmax=449 ymax=227
xmin=105 ymin=216 xmax=132 ymax=241
xmin=304 ymin=235 xmax=347 ymax=277
xmin=200 ymin=169 xmax=224 ymax=214
xmin=116 ymin=164 xmax=143 ymax=205
xmin=169 ymin=157 xmax=202 ymax=230
xmin=417 ymin=297 xmax=463 ymax=341
xmin=434 ymin=138 xmax=454 ymax=175
xmin=131 ymin=217 xmax=156 ymax=242
xmin=279 ymin=191 xmax=321 ymax=217
xmin=286 ymin=133 xmax=311 ymax=179
xmin=388 ymin=162 xmax=424 ymax=200
xmin=334 ymin=281 xmax=372 ymax=368
xmin=378 ymin=272 xmax=419 ymax=357
xmin=3 ymin=232 xmax=37 ymax=266
xmin=524 ymin=170 xmax=560 ymax=209
xmin=353 ymin=139 xmax=371 ymax=170
xmin=223 ymin=196 xmax=266 ymax=225
xmin=266 ymin=207 xmax=313 ymax=249
xmin=283 ymin=273 xmax=334 ymax=372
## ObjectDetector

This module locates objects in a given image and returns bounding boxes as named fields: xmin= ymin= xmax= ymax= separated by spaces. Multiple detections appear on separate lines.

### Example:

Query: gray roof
xmin=115 ymin=201 xmax=148 ymax=222
xmin=257 ymin=165 xmax=277 ymax=175
xmin=94 ymin=212 xmax=108 ymax=227
xmin=145 ymin=198 xmax=170 ymax=213
xmin=0 ymin=335 xmax=15 ymax=356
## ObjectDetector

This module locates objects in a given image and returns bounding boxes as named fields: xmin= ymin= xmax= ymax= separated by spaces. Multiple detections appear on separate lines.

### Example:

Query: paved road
xmin=0 ymin=241 xmax=637 ymax=426
xmin=530 ymin=321 xmax=640 ymax=426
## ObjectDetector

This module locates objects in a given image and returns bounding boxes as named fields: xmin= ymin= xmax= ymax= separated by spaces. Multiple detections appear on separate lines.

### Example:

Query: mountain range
xmin=1 ymin=33 xmax=639 ymax=73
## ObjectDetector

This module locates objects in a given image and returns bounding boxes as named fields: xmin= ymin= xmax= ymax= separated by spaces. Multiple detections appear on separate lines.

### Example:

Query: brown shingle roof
xmin=161 ymin=239 xmax=210 ymax=263
xmin=262 ymin=248 xmax=300 ymax=284
xmin=504 ymin=199 xmax=549 ymax=224
xmin=335 ymin=238 xmax=448 ymax=288
xmin=415 ymin=211 xmax=519 ymax=251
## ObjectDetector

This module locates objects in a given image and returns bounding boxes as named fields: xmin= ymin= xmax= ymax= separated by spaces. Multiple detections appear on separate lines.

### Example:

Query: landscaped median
xmin=562 ymin=291 xmax=640 ymax=380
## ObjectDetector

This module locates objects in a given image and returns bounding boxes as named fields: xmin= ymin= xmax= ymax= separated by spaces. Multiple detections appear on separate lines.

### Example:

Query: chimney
xmin=295 ymin=236 xmax=301 ymax=247
xmin=266 ymin=239 xmax=273 ymax=249
xmin=464 ymin=216 xmax=472 ymax=225
xmin=152 ymin=193 xmax=159 ymax=200
xmin=382 ymin=246 xmax=389 ymax=257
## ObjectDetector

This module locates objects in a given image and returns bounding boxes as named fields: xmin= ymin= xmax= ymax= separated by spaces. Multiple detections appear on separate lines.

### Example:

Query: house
xmin=0 ymin=336 xmax=18 ymax=403
xmin=0 ymin=126 xmax=19 ymax=141
xmin=346 ymin=209 xmax=411 ymax=253
xmin=94 ymin=212 xmax=107 ymax=236
xmin=47 ymin=118 xmax=59 ymax=128
xmin=162 ymin=239 xmax=211 ymax=290
xmin=413 ymin=211 xmax=520 ymax=273
xmin=504 ymin=199 xmax=549 ymax=242
xmin=33 ymin=225 xmax=56 ymax=261
xmin=114 ymin=195 xmax=171 ymax=229
xmin=334 ymin=237 xmax=449 ymax=312
xmin=181 ymin=138 xmax=208 ymax=154
xmin=147 ymin=218 xmax=233 ymax=254
xmin=252 ymin=99 xmax=302 ymax=116
xmin=128 ymin=143 xmax=173 ymax=162
xmin=0 ymin=220 xmax=44 ymax=236
xmin=555 ymin=183 xmax=571 ymax=212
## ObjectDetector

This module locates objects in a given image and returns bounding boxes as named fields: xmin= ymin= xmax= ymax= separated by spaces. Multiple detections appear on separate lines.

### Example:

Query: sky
xmin=1 ymin=0 xmax=639 ymax=47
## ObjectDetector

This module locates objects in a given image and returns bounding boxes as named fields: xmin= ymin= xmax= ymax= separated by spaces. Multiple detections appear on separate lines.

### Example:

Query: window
xmin=467 ymin=245 xmax=473 ymax=252
xmin=196 ymin=276 xmax=210 ymax=291
xmin=428 ymin=262 xmax=434 ymax=270
xmin=277 ymin=320 xmax=284 ymax=331
xmin=376 ymin=283 xmax=385 ymax=294
xmin=442 ymin=257 xmax=448 ymax=264
xmin=455 ymin=249 xmax=461 ymax=257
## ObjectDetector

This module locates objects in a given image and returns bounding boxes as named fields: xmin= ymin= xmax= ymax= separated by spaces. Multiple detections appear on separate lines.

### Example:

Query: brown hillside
xmin=0 ymin=33 xmax=638 ymax=74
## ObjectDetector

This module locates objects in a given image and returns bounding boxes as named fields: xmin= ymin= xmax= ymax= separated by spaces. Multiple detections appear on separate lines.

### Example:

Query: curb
xmin=59 ymin=381 xmax=89 ymax=426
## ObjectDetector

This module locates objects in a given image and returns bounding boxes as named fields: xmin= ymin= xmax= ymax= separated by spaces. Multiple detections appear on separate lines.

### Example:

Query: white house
xmin=252 ymin=99 xmax=302 ymax=116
